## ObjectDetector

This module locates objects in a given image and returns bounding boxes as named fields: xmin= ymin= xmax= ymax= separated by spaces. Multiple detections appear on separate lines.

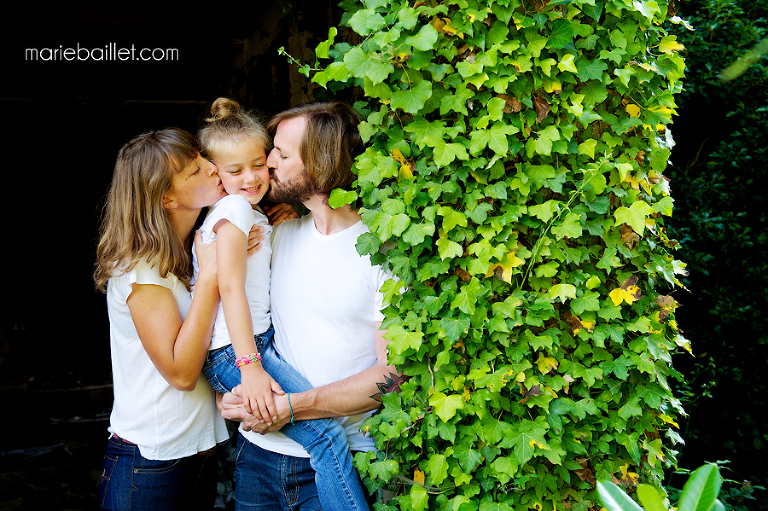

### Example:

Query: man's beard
xmin=266 ymin=168 xmax=316 ymax=204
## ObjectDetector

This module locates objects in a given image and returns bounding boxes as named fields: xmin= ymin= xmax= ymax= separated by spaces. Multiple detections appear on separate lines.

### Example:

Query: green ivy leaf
xmin=406 ymin=24 xmax=439 ymax=51
xmin=429 ymin=391 xmax=465 ymax=422
xmin=348 ymin=9 xmax=386 ymax=35
xmin=391 ymin=80 xmax=433 ymax=114
xmin=614 ymin=200 xmax=654 ymax=235
xmin=384 ymin=324 xmax=424 ymax=354
xmin=328 ymin=188 xmax=358 ymax=209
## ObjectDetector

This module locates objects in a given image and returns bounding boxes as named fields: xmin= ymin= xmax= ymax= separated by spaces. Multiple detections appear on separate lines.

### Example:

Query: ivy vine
xmin=297 ymin=0 xmax=689 ymax=509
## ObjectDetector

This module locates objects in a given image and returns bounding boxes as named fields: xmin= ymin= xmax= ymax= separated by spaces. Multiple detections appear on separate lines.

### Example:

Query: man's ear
xmin=162 ymin=192 xmax=177 ymax=210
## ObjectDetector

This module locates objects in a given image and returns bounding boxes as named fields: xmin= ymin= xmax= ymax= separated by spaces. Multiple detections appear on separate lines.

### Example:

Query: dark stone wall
xmin=0 ymin=0 xmax=337 ymax=448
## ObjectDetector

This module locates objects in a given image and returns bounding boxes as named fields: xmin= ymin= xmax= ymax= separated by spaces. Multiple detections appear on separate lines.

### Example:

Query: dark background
xmin=0 ymin=1 xmax=337 ymax=507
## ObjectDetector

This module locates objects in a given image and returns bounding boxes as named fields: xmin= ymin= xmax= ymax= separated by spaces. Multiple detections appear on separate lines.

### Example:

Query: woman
xmin=93 ymin=128 xmax=246 ymax=510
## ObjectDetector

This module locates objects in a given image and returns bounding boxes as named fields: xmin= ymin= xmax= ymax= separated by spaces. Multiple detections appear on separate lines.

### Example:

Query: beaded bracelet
xmin=235 ymin=352 xmax=262 ymax=368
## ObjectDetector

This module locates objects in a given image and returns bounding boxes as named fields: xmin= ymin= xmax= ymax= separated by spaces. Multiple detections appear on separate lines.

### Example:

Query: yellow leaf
xmin=609 ymin=285 xmax=641 ymax=306
xmin=619 ymin=464 xmax=640 ymax=486
xmin=392 ymin=148 xmax=407 ymax=165
xmin=659 ymin=35 xmax=685 ymax=55
xmin=532 ymin=503 xmax=543 ymax=511
xmin=441 ymin=18 xmax=458 ymax=36
xmin=626 ymin=104 xmax=642 ymax=118
xmin=544 ymin=80 xmax=563 ymax=93
xmin=467 ymin=13 xmax=476 ymax=22
xmin=486 ymin=251 xmax=525 ymax=283
xmin=659 ymin=414 xmax=679 ymax=428
xmin=414 ymin=469 xmax=425 ymax=485
xmin=623 ymin=174 xmax=641 ymax=190
xmin=536 ymin=352 xmax=559 ymax=375
xmin=609 ymin=276 xmax=643 ymax=306
xmin=399 ymin=163 xmax=413 ymax=180
xmin=529 ymin=439 xmax=549 ymax=450
xmin=462 ymin=387 xmax=471 ymax=402
xmin=431 ymin=18 xmax=446 ymax=31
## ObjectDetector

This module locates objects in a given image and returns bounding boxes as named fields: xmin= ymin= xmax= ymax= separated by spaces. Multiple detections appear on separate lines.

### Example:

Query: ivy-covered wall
xmin=300 ymin=0 xmax=690 ymax=509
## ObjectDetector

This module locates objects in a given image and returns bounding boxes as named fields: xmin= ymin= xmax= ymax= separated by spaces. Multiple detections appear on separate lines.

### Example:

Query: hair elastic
xmin=287 ymin=393 xmax=295 ymax=425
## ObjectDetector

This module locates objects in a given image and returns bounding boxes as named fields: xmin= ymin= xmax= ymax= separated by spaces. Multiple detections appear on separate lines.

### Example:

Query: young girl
xmin=196 ymin=98 xmax=370 ymax=511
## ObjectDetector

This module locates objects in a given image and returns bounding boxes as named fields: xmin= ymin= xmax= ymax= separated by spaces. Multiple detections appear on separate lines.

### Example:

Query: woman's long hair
xmin=93 ymin=128 xmax=200 ymax=292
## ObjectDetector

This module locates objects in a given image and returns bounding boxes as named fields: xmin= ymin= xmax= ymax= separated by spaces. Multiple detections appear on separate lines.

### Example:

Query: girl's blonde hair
xmin=198 ymin=98 xmax=269 ymax=159
xmin=93 ymin=128 xmax=201 ymax=292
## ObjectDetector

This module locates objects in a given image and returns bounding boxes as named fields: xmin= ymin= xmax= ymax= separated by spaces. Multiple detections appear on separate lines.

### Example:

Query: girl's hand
xmin=263 ymin=203 xmax=299 ymax=226
xmin=246 ymin=225 xmax=265 ymax=257
xmin=193 ymin=231 xmax=217 ymax=277
xmin=240 ymin=364 xmax=285 ymax=424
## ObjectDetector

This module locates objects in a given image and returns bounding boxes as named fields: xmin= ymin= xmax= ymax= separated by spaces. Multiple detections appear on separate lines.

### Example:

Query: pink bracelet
xmin=235 ymin=352 xmax=262 ymax=368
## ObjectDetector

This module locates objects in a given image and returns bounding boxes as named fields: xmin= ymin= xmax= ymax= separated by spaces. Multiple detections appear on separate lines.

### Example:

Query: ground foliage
xmin=299 ymin=0 xmax=690 ymax=509
xmin=666 ymin=0 xmax=768 ymax=504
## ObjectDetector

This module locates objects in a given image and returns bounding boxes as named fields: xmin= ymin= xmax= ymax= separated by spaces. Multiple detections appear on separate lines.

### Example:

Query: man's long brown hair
xmin=267 ymin=101 xmax=363 ymax=195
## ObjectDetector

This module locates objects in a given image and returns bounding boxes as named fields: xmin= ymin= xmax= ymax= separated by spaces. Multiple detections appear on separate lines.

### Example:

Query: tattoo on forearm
xmin=371 ymin=372 xmax=406 ymax=402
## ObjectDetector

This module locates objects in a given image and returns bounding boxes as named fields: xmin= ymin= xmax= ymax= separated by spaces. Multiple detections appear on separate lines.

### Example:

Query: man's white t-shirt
xmin=242 ymin=214 xmax=389 ymax=456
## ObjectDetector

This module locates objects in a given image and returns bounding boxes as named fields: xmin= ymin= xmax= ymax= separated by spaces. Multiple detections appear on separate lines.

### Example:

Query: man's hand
xmin=263 ymin=203 xmax=299 ymax=226
xmin=218 ymin=386 xmax=291 ymax=433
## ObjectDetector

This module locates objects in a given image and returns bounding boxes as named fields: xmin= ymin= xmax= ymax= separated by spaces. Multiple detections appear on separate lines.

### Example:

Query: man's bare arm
xmin=222 ymin=323 xmax=402 ymax=433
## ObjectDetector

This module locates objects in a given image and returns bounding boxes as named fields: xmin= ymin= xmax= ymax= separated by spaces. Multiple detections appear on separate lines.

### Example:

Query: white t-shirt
xmin=193 ymin=195 xmax=273 ymax=350
xmin=242 ymin=214 xmax=389 ymax=456
xmin=106 ymin=260 xmax=229 ymax=460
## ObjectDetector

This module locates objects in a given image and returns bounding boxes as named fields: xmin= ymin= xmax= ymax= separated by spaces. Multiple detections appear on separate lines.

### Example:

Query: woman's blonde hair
xmin=198 ymin=98 xmax=269 ymax=160
xmin=93 ymin=128 xmax=201 ymax=292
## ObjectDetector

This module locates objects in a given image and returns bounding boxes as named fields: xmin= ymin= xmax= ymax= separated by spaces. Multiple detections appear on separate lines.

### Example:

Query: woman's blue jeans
xmin=99 ymin=435 xmax=217 ymax=510
xmin=202 ymin=327 xmax=370 ymax=511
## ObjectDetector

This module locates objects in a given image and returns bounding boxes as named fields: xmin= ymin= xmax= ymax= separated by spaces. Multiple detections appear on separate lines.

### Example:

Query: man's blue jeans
xmin=234 ymin=434 xmax=323 ymax=510
xmin=203 ymin=327 xmax=369 ymax=511
xmin=99 ymin=435 xmax=217 ymax=510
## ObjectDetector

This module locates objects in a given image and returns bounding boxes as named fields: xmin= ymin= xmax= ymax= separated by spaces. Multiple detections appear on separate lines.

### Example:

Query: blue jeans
xmin=99 ymin=435 xmax=217 ymax=511
xmin=203 ymin=327 xmax=369 ymax=511
xmin=235 ymin=434 xmax=322 ymax=510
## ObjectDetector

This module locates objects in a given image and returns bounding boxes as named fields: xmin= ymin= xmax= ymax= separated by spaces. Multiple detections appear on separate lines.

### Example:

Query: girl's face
xmin=213 ymin=138 xmax=270 ymax=207
xmin=166 ymin=154 xmax=226 ymax=210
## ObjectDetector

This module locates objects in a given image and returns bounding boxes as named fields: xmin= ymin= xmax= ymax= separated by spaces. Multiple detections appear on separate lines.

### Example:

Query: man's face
xmin=266 ymin=116 xmax=315 ymax=204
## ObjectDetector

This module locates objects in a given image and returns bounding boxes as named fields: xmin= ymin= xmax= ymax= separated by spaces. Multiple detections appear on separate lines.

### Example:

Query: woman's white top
xmin=106 ymin=259 xmax=229 ymax=460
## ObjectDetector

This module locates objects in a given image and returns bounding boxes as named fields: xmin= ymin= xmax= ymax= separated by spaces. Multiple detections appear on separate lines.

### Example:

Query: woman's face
xmin=214 ymin=138 xmax=270 ymax=207
xmin=165 ymin=154 xmax=226 ymax=210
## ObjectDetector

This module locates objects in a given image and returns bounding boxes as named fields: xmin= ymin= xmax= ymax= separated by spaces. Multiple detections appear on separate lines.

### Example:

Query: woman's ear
xmin=162 ymin=192 xmax=177 ymax=210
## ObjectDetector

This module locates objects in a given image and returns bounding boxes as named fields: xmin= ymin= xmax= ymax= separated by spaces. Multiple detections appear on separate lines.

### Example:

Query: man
xmin=219 ymin=102 xmax=400 ymax=509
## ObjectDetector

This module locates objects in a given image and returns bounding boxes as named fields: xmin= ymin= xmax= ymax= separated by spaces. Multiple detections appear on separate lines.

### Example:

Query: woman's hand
xmin=193 ymin=230 xmax=217 ymax=277
xmin=263 ymin=203 xmax=299 ymax=226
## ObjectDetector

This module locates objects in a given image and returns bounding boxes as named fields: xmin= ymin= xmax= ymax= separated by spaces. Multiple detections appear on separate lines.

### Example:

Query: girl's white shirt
xmin=193 ymin=194 xmax=274 ymax=349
